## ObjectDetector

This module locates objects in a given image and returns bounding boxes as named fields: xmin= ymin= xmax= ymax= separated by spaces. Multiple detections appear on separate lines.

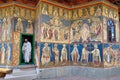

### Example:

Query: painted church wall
xmin=102 ymin=5 xmax=119 ymax=43
xmin=102 ymin=4 xmax=120 ymax=67
xmin=71 ymin=5 xmax=103 ymax=43
xmin=39 ymin=42 xmax=69 ymax=67
xmin=36 ymin=2 xmax=105 ymax=68
xmin=40 ymin=3 xmax=71 ymax=44
xmin=36 ymin=2 xmax=71 ymax=67
xmin=103 ymin=43 xmax=120 ymax=67
xmin=36 ymin=1 xmax=119 ymax=68
xmin=69 ymin=42 xmax=103 ymax=67
xmin=12 ymin=6 xmax=35 ymax=66
xmin=0 ymin=6 xmax=13 ymax=66
xmin=70 ymin=4 xmax=104 ymax=67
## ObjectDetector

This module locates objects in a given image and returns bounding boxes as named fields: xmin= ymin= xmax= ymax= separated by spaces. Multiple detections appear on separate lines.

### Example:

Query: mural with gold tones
xmin=40 ymin=3 xmax=71 ymax=44
xmin=0 ymin=6 xmax=13 ymax=66
xmin=35 ymin=1 xmax=120 ymax=68
xmin=0 ymin=0 xmax=119 ymax=68
xmin=12 ymin=17 xmax=34 ymax=66
xmin=0 ymin=3 xmax=35 ymax=66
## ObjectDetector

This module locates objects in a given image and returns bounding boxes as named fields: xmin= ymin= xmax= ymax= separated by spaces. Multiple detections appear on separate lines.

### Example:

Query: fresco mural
xmin=70 ymin=43 xmax=103 ymax=67
xmin=14 ymin=18 xmax=34 ymax=33
xmin=40 ymin=14 xmax=70 ymax=43
xmin=0 ymin=18 xmax=12 ymax=42
xmin=13 ymin=6 xmax=36 ymax=20
xmin=103 ymin=43 xmax=120 ymax=67
xmin=40 ymin=3 xmax=71 ymax=43
xmin=0 ymin=43 xmax=12 ymax=65
xmin=102 ymin=5 xmax=119 ymax=43
xmin=70 ymin=5 xmax=103 ymax=43
xmin=0 ymin=0 xmax=118 ymax=68
xmin=70 ymin=43 xmax=82 ymax=65
xmin=11 ymin=6 xmax=35 ymax=66
xmin=70 ymin=17 xmax=102 ymax=43
xmin=39 ymin=42 xmax=69 ymax=67
xmin=12 ymin=18 xmax=34 ymax=66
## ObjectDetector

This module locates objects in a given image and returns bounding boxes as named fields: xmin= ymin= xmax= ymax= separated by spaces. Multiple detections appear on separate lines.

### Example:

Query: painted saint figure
xmin=6 ymin=43 xmax=11 ymax=65
xmin=26 ymin=20 xmax=33 ymax=34
xmin=61 ymin=44 xmax=67 ymax=65
xmin=1 ymin=43 xmax=5 ymax=64
xmin=81 ymin=44 xmax=89 ymax=65
xmin=114 ymin=50 xmax=119 ymax=65
xmin=104 ymin=46 xmax=114 ymax=64
xmin=43 ymin=27 xmax=48 ymax=39
xmin=7 ymin=17 xmax=12 ymax=41
xmin=15 ymin=18 xmax=23 ymax=32
xmin=22 ymin=39 xmax=32 ymax=63
xmin=52 ymin=44 xmax=59 ymax=65
xmin=80 ymin=23 xmax=90 ymax=42
xmin=91 ymin=44 xmax=101 ymax=66
xmin=54 ymin=29 xmax=58 ymax=40
xmin=2 ymin=18 xmax=7 ymax=41
xmin=48 ymin=28 xmax=53 ymax=39
xmin=0 ymin=20 xmax=3 ymax=41
xmin=71 ymin=44 xmax=80 ymax=64
xmin=41 ymin=43 xmax=51 ymax=66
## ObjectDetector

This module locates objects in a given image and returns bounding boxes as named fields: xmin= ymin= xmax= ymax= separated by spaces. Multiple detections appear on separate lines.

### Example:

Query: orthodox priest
xmin=22 ymin=38 xmax=32 ymax=63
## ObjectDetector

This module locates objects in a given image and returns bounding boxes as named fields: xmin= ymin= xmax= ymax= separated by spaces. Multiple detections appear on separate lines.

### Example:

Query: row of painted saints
xmin=41 ymin=3 xmax=118 ymax=20
xmin=0 ymin=18 xmax=12 ymax=42
xmin=41 ymin=43 xmax=101 ymax=66
xmin=15 ymin=18 xmax=33 ymax=34
xmin=0 ymin=43 xmax=12 ymax=65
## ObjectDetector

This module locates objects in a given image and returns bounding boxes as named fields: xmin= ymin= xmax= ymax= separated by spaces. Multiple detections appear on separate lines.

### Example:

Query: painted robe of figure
xmin=81 ymin=23 xmax=90 ymax=42
xmin=81 ymin=44 xmax=89 ymax=65
xmin=104 ymin=46 xmax=114 ymax=64
xmin=61 ymin=44 xmax=67 ymax=65
xmin=43 ymin=27 xmax=48 ymax=39
xmin=71 ymin=44 xmax=80 ymax=64
xmin=22 ymin=40 xmax=32 ymax=63
xmin=2 ymin=18 xmax=7 ymax=41
xmin=114 ymin=50 xmax=119 ymax=65
xmin=41 ymin=43 xmax=51 ymax=66
xmin=26 ymin=20 xmax=33 ymax=34
xmin=6 ymin=43 xmax=11 ymax=65
xmin=52 ymin=44 xmax=59 ymax=64
xmin=0 ymin=20 xmax=3 ymax=41
xmin=7 ymin=18 xmax=11 ymax=41
xmin=48 ymin=28 xmax=53 ymax=39
xmin=54 ymin=29 xmax=59 ymax=40
xmin=1 ymin=44 xmax=5 ymax=64
xmin=91 ymin=44 xmax=101 ymax=66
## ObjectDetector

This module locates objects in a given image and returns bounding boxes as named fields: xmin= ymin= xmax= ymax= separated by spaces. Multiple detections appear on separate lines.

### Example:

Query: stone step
xmin=4 ymin=74 xmax=37 ymax=80
xmin=4 ymin=68 xmax=37 ymax=80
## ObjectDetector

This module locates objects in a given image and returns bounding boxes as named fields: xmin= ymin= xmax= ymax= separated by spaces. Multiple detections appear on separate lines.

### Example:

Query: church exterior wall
xmin=36 ymin=0 xmax=120 ymax=68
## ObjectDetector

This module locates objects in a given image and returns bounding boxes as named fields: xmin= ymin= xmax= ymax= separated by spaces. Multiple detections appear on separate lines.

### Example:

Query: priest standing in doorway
xmin=22 ymin=38 xmax=32 ymax=63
